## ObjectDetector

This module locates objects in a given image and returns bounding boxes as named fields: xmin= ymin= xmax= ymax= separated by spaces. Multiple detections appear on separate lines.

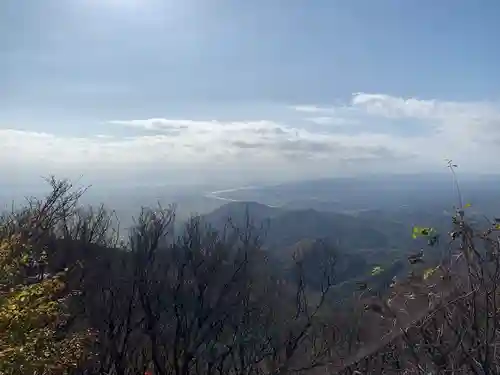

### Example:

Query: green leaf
xmin=412 ymin=226 xmax=436 ymax=239
xmin=371 ymin=266 xmax=384 ymax=276
xmin=423 ymin=267 xmax=438 ymax=280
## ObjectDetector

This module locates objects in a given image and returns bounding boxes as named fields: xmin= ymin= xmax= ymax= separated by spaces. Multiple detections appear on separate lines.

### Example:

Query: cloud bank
xmin=2 ymin=93 xmax=500 ymax=186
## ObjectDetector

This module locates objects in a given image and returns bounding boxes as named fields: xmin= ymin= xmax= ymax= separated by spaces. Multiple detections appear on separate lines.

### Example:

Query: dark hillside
xmin=202 ymin=202 xmax=409 ymax=251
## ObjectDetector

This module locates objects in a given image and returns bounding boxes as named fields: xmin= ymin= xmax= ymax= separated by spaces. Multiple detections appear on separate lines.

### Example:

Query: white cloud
xmin=109 ymin=118 xmax=288 ymax=135
xmin=350 ymin=93 xmax=500 ymax=145
xmin=3 ymin=93 xmax=500 ymax=187
xmin=0 ymin=118 xmax=411 ymax=186
xmin=106 ymin=118 xmax=408 ymax=163
xmin=351 ymin=93 xmax=439 ymax=119
xmin=293 ymin=93 xmax=500 ymax=166
xmin=294 ymin=94 xmax=500 ymax=137
xmin=351 ymin=93 xmax=500 ymax=124
xmin=305 ymin=117 xmax=357 ymax=126
xmin=292 ymin=105 xmax=337 ymax=114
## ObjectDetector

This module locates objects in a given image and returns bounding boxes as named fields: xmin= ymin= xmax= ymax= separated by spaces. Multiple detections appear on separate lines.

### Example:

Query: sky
xmin=1 ymin=0 xmax=500 ymax=188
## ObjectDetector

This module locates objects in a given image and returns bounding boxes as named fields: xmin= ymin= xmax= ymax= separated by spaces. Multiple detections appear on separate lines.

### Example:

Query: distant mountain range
xmin=202 ymin=201 xmax=398 ymax=250
xmin=199 ymin=200 xmax=452 ymax=298
xmin=196 ymin=170 xmax=500 ymax=298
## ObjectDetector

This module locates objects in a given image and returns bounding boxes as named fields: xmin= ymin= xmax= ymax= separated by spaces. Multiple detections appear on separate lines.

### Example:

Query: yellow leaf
xmin=423 ymin=267 xmax=438 ymax=280
xmin=0 ymin=234 xmax=93 ymax=372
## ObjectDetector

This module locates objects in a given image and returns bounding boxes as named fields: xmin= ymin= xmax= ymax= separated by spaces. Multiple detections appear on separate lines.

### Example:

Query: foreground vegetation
xmin=2 ymin=176 xmax=500 ymax=374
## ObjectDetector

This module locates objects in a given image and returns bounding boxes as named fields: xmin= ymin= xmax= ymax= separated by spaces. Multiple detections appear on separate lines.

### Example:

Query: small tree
xmin=0 ymin=177 xmax=98 ymax=374
xmin=0 ymin=233 xmax=93 ymax=374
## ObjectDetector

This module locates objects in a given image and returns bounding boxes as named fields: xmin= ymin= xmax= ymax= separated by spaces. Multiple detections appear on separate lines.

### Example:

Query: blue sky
xmin=1 ymin=0 xmax=500 ymax=186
